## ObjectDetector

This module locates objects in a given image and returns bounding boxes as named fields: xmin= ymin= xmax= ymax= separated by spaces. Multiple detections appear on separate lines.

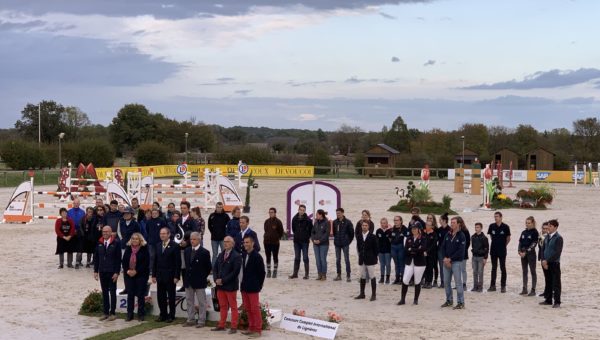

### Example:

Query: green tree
xmin=15 ymin=100 xmax=67 ymax=143
xmin=572 ymin=117 xmax=600 ymax=161
xmin=458 ymin=123 xmax=490 ymax=162
xmin=63 ymin=139 xmax=116 ymax=167
xmin=62 ymin=106 xmax=91 ymax=141
xmin=332 ymin=124 xmax=363 ymax=155
xmin=306 ymin=147 xmax=331 ymax=174
xmin=109 ymin=104 xmax=159 ymax=155
xmin=134 ymin=140 xmax=172 ymax=166
xmin=383 ymin=115 xmax=411 ymax=153
xmin=0 ymin=140 xmax=55 ymax=169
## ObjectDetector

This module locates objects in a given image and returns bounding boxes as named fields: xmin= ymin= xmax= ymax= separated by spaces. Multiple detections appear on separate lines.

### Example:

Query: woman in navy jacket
xmin=122 ymin=232 xmax=150 ymax=321
xmin=399 ymin=224 xmax=427 ymax=305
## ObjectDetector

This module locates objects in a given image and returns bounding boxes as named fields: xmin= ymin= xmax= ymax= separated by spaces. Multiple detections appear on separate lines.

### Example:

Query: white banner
xmin=447 ymin=169 xmax=527 ymax=182
xmin=279 ymin=314 xmax=339 ymax=340
xmin=286 ymin=181 xmax=341 ymax=235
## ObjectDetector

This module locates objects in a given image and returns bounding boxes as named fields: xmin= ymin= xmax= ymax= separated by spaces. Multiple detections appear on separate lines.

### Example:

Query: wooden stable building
xmin=525 ymin=147 xmax=555 ymax=170
xmin=494 ymin=148 xmax=519 ymax=169
xmin=454 ymin=148 xmax=479 ymax=169
xmin=364 ymin=143 xmax=400 ymax=177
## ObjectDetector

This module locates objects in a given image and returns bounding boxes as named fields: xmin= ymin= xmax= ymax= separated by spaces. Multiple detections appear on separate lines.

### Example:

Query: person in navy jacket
xmin=152 ymin=227 xmax=181 ymax=323
xmin=183 ymin=232 xmax=212 ymax=327
xmin=441 ymin=216 xmax=467 ymax=310
xmin=94 ymin=226 xmax=122 ymax=321
xmin=225 ymin=206 xmax=242 ymax=238
xmin=121 ymin=232 xmax=150 ymax=321
xmin=518 ymin=216 xmax=539 ymax=296
xmin=399 ymin=224 xmax=427 ymax=305
xmin=540 ymin=219 xmax=563 ymax=308
xmin=234 ymin=216 xmax=260 ymax=255
xmin=240 ymin=234 xmax=266 ymax=337
xmin=487 ymin=211 xmax=511 ymax=293
xmin=211 ymin=236 xmax=242 ymax=334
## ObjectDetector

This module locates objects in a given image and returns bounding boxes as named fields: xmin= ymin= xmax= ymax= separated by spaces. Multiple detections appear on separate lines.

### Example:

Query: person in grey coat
xmin=311 ymin=209 xmax=330 ymax=281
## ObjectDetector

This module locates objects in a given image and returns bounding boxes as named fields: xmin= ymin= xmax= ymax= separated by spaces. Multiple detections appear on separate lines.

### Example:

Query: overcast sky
xmin=1 ymin=0 xmax=599 ymax=131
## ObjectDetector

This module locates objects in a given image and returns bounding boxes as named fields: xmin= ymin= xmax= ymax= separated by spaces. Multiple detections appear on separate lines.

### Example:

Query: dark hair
xmin=243 ymin=234 xmax=255 ymax=242
xmin=180 ymin=201 xmax=191 ymax=209
xmin=153 ymin=201 xmax=161 ymax=208
xmin=240 ymin=215 xmax=250 ymax=223
xmin=440 ymin=213 xmax=449 ymax=223
xmin=494 ymin=211 xmax=503 ymax=217
xmin=548 ymin=219 xmax=559 ymax=228
xmin=96 ymin=206 xmax=105 ymax=213
xmin=167 ymin=202 xmax=175 ymax=208
xmin=171 ymin=210 xmax=181 ymax=216
xmin=411 ymin=207 xmax=421 ymax=214
xmin=59 ymin=207 xmax=67 ymax=214
xmin=191 ymin=207 xmax=201 ymax=217
xmin=131 ymin=197 xmax=139 ymax=202
xmin=336 ymin=207 xmax=344 ymax=213
xmin=216 ymin=202 xmax=223 ymax=206
xmin=316 ymin=209 xmax=327 ymax=218
xmin=475 ymin=222 xmax=483 ymax=228
xmin=299 ymin=204 xmax=306 ymax=209
xmin=86 ymin=207 xmax=94 ymax=213
xmin=110 ymin=200 xmax=118 ymax=205
xmin=269 ymin=207 xmax=277 ymax=213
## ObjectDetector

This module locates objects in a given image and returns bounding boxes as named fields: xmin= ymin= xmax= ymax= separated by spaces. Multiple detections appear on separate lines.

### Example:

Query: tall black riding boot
xmin=414 ymin=284 xmax=422 ymax=305
xmin=398 ymin=283 xmax=408 ymax=305
xmin=370 ymin=278 xmax=377 ymax=301
xmin=355 ymin=279 xmax=366 ymax=299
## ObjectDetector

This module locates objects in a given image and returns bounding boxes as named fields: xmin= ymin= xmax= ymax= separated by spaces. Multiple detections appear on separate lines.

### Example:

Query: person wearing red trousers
xmin=240 ymin=234 xmax=266 ymax=338
xmin=211 ymin=236 xmax=242 ymax=334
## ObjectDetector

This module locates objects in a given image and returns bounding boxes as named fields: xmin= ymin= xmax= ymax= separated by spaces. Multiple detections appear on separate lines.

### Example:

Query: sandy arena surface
xmin=1 ymin=178 xmax=598 ymax=340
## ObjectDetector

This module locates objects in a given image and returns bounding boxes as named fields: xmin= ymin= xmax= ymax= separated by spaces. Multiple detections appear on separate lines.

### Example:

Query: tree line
xmin=1 ymin=100 xmax=599 ymax=170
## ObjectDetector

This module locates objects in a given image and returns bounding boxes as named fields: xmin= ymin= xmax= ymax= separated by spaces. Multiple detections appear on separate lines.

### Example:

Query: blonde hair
xmin=127 ymin=232 xmax=147 ymax=247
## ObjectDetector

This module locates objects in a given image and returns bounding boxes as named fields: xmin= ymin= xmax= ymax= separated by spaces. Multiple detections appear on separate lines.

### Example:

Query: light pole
xmin=38 ymin=104 xmax=41 ymax=147
xmin=460 ymin=135 xmax=465 ymax=169
xmin=184 ymin=132 xmax=189 ymax=164
xmin=58 ymin=132 xmax=65 ymax=168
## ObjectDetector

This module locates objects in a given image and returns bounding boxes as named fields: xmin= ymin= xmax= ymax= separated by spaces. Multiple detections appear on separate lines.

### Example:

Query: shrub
xmin=442 ymin=194 xmax=452 ymax=209
xmin=353 ymin=153 xmax=365 ymax=174
xmin=135 ymin=140 xmax=172 ymax=166
xmin=239 ymin=303 xmax=271 ymax=330
xmin=79 ymin=289 xmax=103 ymax=315
xmin=63 ymin=138 xmax=115 ymax=167
xmin=0 ymin=140 xmax=55 ymax=169
xmin=306 ymin=147 xmax=331 ymax=174
xmin=410 ymin=185 xmax=432 ymax=204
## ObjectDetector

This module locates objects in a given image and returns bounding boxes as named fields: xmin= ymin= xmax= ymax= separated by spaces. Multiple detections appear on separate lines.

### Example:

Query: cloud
xmin=345 ymin=76 xmax=401 ymax=84
xmin=379 ymin=12 xmax=396 ymax=20
xmin=287 ymin=80 xmax=335 ymax=87
xmin=292 ymin=113 xmax=322 ymax=121
xmin=217 ymin=77 xmax=235 ymax=82
xmin=462 ymin=68 xmax=600 ymax=90
xmin=561 ymin=97 xmax=596 ymax=105
xmin=234 ymin=89 xmax=252 ymax=95
xmin=423 ymin=59 xmax=436 ymax=67
xmin=391 ymin=56 xmax=400 ymax=62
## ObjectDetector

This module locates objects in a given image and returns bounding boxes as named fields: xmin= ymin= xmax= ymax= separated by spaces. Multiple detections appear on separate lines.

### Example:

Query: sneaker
xmin=487 ymin=286 xmax=496 ymax=292
xmin=441 ymin=301 xmax=453 ymax=308
xmin=453 ymin=303 xmax=465 ymax=310
xmin=98 ymin=315 xmax=109 ymax=321
xmin=107 ymin=315 xmax=117 ymax=321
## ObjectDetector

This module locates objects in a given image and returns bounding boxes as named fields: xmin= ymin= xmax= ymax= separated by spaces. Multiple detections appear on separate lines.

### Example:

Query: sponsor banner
xmin=527 ymin=170 xmax=583 ymax=183
xmin=279 ymin=314 xmax=339 ymax=340
xmin=96 ymin=165 xmax=314 ymax=180
xmin=286 ymin=181 xmax=341 ymax=236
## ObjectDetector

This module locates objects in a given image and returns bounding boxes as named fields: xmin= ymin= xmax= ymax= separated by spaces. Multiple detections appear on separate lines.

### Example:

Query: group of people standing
xmin=287 ymin=206 xmax=564 ymax=309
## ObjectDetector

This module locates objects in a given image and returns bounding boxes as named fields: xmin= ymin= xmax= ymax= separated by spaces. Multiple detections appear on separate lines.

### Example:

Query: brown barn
xmin=525 ymin=147 xmax=555 ymax=170
xmin=364 ymin=143 xmax=400 ymax=177
xmin=455 ymin=148 xmax=479 ymax=168
xmin=494 ymin=148 xmax=519 ymax=169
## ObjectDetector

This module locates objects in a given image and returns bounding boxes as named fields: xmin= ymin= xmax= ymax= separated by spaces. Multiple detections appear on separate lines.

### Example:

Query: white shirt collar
xmin=549 ymin=231 xmax=557 ymax=238
xmin=193 ymin=245 xmax=200 ymax=251
xmin=362 ymin=232 xmax=368 ymax=240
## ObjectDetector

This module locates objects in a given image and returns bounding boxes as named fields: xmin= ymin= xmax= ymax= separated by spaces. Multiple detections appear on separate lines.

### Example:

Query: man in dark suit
xmin=240 ymin=234 xmax=266 ymax=338
xmin=178 ymin=202 xmax=198 ymax=292
xmin=152 ymin=227 xmax=181 ymax=322
xmin=182 ymin=232 xmax=211 ymax=328
xmin=94 ymin=226 xmax=121 ymax=322
xmin=540 ymin=219 xmax=563 ymax=308
xmin=211 ymin=236 xmax=242 ymax=334
xmin=234 ymin=216 xmax=260 ymax=255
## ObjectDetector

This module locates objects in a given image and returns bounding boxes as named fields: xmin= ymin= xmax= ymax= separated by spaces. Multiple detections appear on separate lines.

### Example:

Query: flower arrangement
xmin=206 ymin=279 xmax=213 ymax=288
xmin=239 ymin=302 xmax=272 ymax=330
xmin=144 ymin=296 xmax=153 ymax=313
xmin=79 ymin=289 xmax=103 ymax=315
xmin=292 ymin=309 xmax=306 ymax=317
xmin=327 ymin=311 xmax=342 ymax=323
xmin=516 ymin=183 xmax=555 ymax=209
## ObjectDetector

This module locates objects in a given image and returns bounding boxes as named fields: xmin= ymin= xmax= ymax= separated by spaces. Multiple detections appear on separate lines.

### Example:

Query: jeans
xmin=378 ymin=253 xmax=391 ymax=277
xmin=472 ymin=256 xmax=485 ymax=288
xmin=491 ymin=254 xmax=507 ymax=287
xmin=313 ymin=244 xmax=329 ymax=274
xmin=294 ymin=242 xmax=310 ymax=263
xmin=99 ymin=272 xmax=117 ymax=315
xmin=211 ymin=240 xmax=224 ymax=266
xmin=335 ymin=245 xmax=351 ymax=276
xmin=544 ymin=262 xmax=561 ymax=304
xmin=460 ymin=259 xmax=468 ymax=287
xmin=125 ymin=275 xmax=148 ymax=317
xmin=521 ymin=251 xmax=537 ymax=289
xmin=443 ymin=261 xmax=464 ymax=304
xmin=391 ymin=244 xmax=405 ymax=277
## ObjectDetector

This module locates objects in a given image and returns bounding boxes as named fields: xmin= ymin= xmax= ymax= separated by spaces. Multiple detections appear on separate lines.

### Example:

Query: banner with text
xmin=95 ymin=165 xmax=314 ymax=180
xmin=279 ymin=314 xmax=339 ymax=340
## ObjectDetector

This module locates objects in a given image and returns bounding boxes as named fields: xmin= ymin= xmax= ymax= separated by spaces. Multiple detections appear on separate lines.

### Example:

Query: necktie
xmin=224 ymin=251 xmax=229 ymax=261
xmin=163 ymin=243 xmax=167 ymax=253
xmin=191 ymin=248 xmax=196 ymax=259
xmin=105 ymin=241 xmax=108 ymax=248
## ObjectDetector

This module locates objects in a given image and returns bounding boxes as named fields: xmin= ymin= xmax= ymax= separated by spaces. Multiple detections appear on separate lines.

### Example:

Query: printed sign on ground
xmin=279 ymin=313 xmax=339 ymax=340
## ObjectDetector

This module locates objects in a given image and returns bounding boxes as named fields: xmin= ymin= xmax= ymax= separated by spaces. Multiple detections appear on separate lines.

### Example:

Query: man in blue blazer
xmin=152 ymin=227 xmax=181 ymax=322
xmin=182 ymin=232 xmax=212 ymax=328
xmin=240 ymin=234 xmax=266 ymax=337
xmin=234 ymin=216 xmax=260 ymax=255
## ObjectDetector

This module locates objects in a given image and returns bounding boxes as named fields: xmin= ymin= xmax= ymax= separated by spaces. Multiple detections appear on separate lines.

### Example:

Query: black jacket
xmin=146 ymin=217 xmax=167 ymax=246
xmin=179 ymin=215 xmax=198 ymax=249
xmin=518 ymin=228 xmax=539 ymax=253
xmin=118 ymin=219 xmax=140 ymax=249
xmin=122 ymin=245 xmax=150 ymax=278
xmin=291 ymin=213 xmax=313 ymax=243
xmin=471 ymin=233 xmax=489 ymax=259
xmin=389 ymin=225 xmax=409 ymax=246
xmin=105 ymin=210 xmax=122 ymax=233
xmin=462 ymin=228 xmax=471 ymax=260
xmin=152 ymin=240 xmax=181 ymax=281
xmin=424 ymin=230 xmax=438 ymax=257
xmin=375 ymin=228 xmax=392 ymax=254
xmin=356 ymin=232 xmax=379 ymax=266
xmin=405 ymin=235 xmax=427 ymax=266
xmin=311 ymin=219 xmax=330 ymax=245
xmin=208 ymin=211 xmax=230 ymax=241
xmin=234 ymin=228 xmax=261 ymax=255
xmin=333 ymin=217 xmax=354 ymax=247
xmin=240 ymin=250 xmax=266 ymax=293
xmin=94 ymin=237 xmax=122 ymax=274
xmin=184 ymin=246 xmax=212 ymax=289
xmin=213 ymin=249 xmax=242 ymax=291
xmin=355 ymin=220 xmax=375 ymax=240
